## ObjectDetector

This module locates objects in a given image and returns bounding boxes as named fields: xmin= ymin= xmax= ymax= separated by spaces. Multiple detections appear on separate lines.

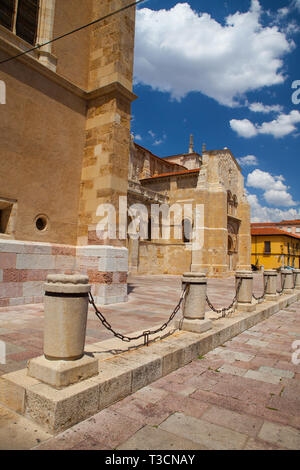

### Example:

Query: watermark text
xmin=0 ymin=80 xmax=6 ymax=104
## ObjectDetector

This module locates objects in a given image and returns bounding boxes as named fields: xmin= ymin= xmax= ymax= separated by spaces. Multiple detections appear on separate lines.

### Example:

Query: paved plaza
xmin=0 ymin=274 xmax=299 ymax=450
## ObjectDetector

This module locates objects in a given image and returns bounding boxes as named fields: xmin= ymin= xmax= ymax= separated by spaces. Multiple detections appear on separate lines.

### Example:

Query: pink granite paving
xmin=33 ymin=297 xmax=300 ymax=450
xmin=0 ymin=273 xmax=264 ymax=376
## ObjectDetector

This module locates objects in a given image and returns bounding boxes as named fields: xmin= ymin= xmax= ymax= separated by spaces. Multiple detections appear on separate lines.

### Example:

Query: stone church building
xmin=0 ymin=1 xmax=251 ymax=307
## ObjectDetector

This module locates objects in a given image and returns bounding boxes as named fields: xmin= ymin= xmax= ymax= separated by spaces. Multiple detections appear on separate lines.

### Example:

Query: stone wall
xmin=0 ymin=240 xmax=128 ymax=307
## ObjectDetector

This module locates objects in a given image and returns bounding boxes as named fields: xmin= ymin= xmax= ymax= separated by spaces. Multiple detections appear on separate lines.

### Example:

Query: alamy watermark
xmin=0 ymin=80 xmax=6 ymax=104
xmin=291 ymin=340 xmax=300 ymax=365
xmin=291 ymin=80 xmax=300 ymax=105
xmin=0 ymin=340 xmax=6 ymax=365
xmin=95 ymin=197 xmax=204 ymax=251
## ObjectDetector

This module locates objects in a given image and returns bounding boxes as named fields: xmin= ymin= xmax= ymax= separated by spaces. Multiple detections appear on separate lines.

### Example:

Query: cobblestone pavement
xmin=0 ymin=273 xmax=266 ymax=376
xmin=1 ymin=273 xmax=299 ymax=450
xmin=31 ymin=299 xmax=300 ymax=450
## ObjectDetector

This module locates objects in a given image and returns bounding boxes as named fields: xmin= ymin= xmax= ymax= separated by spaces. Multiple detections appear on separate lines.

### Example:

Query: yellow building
xmin=251 ymin=226 xmax=300 ymax=270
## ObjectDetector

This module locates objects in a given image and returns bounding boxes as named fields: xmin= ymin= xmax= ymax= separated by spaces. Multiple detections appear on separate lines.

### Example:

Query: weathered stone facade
xmin=128 ymin=141 xmax=251 ymax=277
xmin=0 ymin=1 xmax=251 ymax=306
xmin=0 ymin=1 xmax=136 ymax=304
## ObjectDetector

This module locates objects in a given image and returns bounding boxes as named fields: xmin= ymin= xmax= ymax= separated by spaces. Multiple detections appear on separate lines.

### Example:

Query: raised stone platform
xmin=1 ymin=290 xmax=299 ymax=434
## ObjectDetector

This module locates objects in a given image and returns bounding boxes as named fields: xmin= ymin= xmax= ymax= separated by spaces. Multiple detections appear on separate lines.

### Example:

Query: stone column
xmin=235 ymin=271 xmax=256 ymax=312
xmin=281 ymin=269 xmax=294 ymax=294
xmin=264 ymin=270 xmax=279 ymax=301
xmin=176 ymin=273 xmax=212 ymax=333
xmin=36 ymin=0 xmax=57 ymax=71
xmin=293 ymin=269 xmax=300 ymax=290
xmin=27 ymin=274 xmax=98 ymax=389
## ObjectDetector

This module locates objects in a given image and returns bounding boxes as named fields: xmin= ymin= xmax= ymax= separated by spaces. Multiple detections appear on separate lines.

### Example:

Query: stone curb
xmin=0 ymin=291 xmax=299 ymax=434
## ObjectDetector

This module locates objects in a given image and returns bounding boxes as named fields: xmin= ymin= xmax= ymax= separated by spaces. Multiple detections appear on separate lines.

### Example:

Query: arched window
xmin=182 ymin=219 xmax=192 ymax=243
xmin=0 ymin=0 xmax=40 ymax=45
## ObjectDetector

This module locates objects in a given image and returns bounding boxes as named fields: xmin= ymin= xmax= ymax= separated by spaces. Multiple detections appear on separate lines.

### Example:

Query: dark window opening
xmin=0 ymin=0 xmax=39 ymax=45
xmin=264 ymin=241 xmax=271 ymax=254
xmin=16 ymin=0 xmax=39 ymax=45
xmin=182 ymin=219 xmax=192 ymax=243
xmin=0 ymin=210 xmax=4 ymax=233
xmin=0 ymin=205 xmax=12 ymax=234
xmin=0 ymin=0 xmax=15 ymax=30
xmin=35 ymin=215 xmax=48 ymax=231
xmin=147 ymin=218 xmax=152 ymax=241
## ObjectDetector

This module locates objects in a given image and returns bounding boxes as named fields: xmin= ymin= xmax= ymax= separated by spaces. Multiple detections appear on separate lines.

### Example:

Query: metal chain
xmin=206 ymin=277 xmax=242 ymax=319
xmin=276 ymin=273 xmax=286 ymax=295
xmin=88 ymin=283 xmax=188 ymax=346
xmin=252 ymin=275 xmax=268 ymax=301
xmin=293 ymin=271 xmax=297 ymax=289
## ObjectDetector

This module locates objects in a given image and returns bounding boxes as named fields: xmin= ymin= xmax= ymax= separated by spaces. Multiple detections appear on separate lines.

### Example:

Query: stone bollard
xmin=27 ymin=274 xmax=98 ymax=389
xmin=293 ymin=269 xmax=300 ymax=290
xmin=280 ymin=269 xmax=294 ymax=294
xmin=263 ymin=270 xmax=279 ymax=301
xmin=175 ymin=272 xmax=212 ymax=334
xmin=43 ymin=274 xmax=91 ymax=360
xmin=235 ymin=271 xmax=256 ymax=312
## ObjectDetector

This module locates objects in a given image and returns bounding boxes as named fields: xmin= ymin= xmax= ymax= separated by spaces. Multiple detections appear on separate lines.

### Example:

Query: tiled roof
xmin=133 ymin=143 xmax=186 ymax=170
xmin=251 ymin=220 xmax=300 ymax=227
xmin=251 ymin=227 xmax=300 ymax=240
xmin=277 ymin=220 xmax=300 ymax=225
xmin=141 ymin=168 xmax=201 ymax=180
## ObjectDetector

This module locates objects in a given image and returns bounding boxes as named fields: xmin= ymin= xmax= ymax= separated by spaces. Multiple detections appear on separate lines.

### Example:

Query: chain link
xmin=276 ymin=273 xmax=286 ymax=295
xmin=252 ymin=275 xmax=268 ymax=301
xmin=206 ymin=277 xmax=242 ymax=319
xmin=88 ymin=283 xmax=188 ymax=346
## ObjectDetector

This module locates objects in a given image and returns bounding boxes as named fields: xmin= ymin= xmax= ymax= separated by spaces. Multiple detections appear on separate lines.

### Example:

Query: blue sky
xmin=131 ymin=0 xmax=300 ymax=222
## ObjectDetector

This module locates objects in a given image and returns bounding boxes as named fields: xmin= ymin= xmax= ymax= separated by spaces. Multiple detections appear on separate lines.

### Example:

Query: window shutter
xmin=0 ymin=0 xmax=15 ymax=31
xmin=16 ymin=0 xmax=39 ymax=45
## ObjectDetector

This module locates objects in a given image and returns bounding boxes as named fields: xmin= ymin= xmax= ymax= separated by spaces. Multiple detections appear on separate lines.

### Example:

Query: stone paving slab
xmin=2 ymin=287 xmax=298 ymax=435
xmin=28 ymin=299 xmax=300 ymax=451
xmin=0 ymin=274 xmax=264 ymax=376
xmin=0 ymin=275 xmax=300 ymax=449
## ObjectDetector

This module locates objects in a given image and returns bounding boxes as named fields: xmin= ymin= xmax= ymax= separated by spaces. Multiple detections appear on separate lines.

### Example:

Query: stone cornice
xmin=0 ymin=35 xmax=137 ymax=103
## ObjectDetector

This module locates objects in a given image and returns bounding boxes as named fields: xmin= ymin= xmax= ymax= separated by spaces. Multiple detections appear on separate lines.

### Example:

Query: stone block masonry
xmin=0 ymin=240 xmax=128 ymax=306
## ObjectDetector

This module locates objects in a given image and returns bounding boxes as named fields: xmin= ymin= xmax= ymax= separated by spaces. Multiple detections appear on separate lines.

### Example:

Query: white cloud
xmin=247 ymin=169 xmax=297 ymax=208
xmin=230 ymin=110 xmax=300 ymax=138
xmin=259 ymin=110 xmax=300 ymax=137
xmin=294 ymin=0 xmax=300 ymax=12
xmin=277 ymin=7 xmax=289 ymax=18
xmin=263 ymin=189 xmax=297 ymax=207
xmin=148 ymin=130 xmax=155 ymax=138
xmin=230 ymin=119 xmax=257 ymax=138
xmin=237 ymin=155 xmax=258 ymax=166
xmin=134 ymin=134 xmax=142 ymax=141
xmin=247 ymin=193 xmax=300 ymax=222
xmin=134 ymin=1 xmax=294 ymax=106
xmin=248 ymin=102 xmax=283 ymax=113
xmin=247 ymin=169 xmax=287 ymax=191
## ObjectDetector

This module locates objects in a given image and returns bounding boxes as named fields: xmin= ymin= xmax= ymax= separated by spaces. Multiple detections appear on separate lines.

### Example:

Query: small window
xmin=286 ymin=227 xmax=292 ymax=233
xmin=35 ymin=214 xmax=48 ymax=232
xmin=296 ymin=227 xmax=300 ymax=233
xmin=264 ymin=241 xmax=271 ymax=254
xmin=0 ymin=0 xmax=40 ymax=45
